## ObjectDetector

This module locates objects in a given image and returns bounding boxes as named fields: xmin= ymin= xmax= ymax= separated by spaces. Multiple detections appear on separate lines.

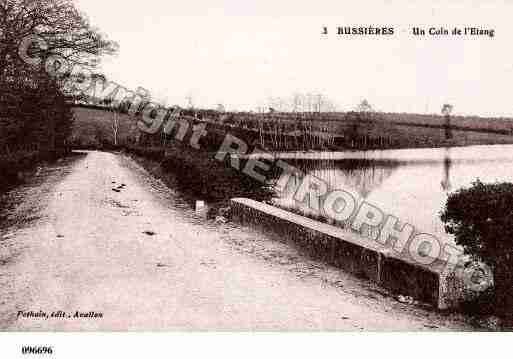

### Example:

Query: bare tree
xmin=323 ymin=98 xmax=337 ymax=112
xmin=111 ymin=110 xmax=120 ymax=146
xmin=292 ymin=93 xmax=303 ymax=113
xmin=315 ymin=94 xmax=323 ymax=113
xmin=306 ymin=93 xmax=314 ymax=113
xmin=267 ymin=96 xmax=286 ymax=113
xmin=99 ymin=97 xmax=120 ymax=146
xmin=259 ymin=92 xmax=337 ymax=115
xmin=1 ymin=0 xmax=117 ymax=79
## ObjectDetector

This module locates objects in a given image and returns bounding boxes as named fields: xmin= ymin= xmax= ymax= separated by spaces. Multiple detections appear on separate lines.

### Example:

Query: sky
xmin=74 ymin=0 xmax=513 ymax=116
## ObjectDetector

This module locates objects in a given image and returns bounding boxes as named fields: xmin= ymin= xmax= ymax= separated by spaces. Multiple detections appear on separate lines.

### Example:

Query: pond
xmin=264 ymin=144 xmax=513 ymax=244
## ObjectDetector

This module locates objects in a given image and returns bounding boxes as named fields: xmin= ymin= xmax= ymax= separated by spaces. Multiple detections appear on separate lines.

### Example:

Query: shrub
xmin=126 ymin=144 xmax=274 ymax=204
xmin=159 ymin=147 xmax=274 ymax=203
xmin=441 ymin=180 xmax=513 ymax=322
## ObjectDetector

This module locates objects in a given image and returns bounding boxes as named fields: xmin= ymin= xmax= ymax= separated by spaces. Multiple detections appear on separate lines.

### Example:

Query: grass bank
xmin=124 ymin=143 xmax=275 ymax=216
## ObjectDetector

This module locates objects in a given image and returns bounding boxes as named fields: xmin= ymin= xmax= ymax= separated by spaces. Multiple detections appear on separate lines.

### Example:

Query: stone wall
xmin=231 ymin=198 xmax=489 ymax=309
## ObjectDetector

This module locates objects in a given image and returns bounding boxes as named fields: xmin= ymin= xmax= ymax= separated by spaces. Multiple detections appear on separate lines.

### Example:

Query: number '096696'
xmin=21 ymin=346 xmax=53 ymax=355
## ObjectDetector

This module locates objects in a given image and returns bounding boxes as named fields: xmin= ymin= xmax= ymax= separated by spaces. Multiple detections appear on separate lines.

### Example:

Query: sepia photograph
xmin=1 ymin=0 xmax=513 ymax=356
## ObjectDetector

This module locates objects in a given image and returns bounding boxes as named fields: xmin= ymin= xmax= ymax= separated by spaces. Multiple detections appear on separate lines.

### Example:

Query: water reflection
xmin=441 ymin=147 xmax=452 ymax=192
xmin=270 ymin=158 xmax=401 ymax=227
xmin=267 ymin=145 xmax=513 ymax=244
xmin=277 ymin=158 xmax=400 ymax=199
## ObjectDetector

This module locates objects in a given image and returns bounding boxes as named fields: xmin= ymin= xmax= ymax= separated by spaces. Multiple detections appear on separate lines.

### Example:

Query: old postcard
xmin=1 ymin=0 xmax=512 ymax=356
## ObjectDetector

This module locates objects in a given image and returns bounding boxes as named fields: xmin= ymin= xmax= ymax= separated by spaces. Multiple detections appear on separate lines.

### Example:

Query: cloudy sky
xmin=75 ymin=0 xmax=512 ymax=116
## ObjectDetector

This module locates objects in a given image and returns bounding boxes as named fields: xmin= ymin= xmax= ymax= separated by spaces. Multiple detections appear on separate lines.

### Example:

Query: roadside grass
xmin=125 ymin=143 xmax=275 ymax=212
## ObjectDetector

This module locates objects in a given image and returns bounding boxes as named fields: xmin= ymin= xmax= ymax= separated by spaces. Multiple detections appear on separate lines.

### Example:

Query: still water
xmin=268 ymin=144 xmax=513 ymax=244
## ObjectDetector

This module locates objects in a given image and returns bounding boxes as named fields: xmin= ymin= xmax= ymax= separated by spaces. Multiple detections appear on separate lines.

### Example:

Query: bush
xmin=160 ymin=148 xmax=273 ymax=203
xmin=441 ymin=180 xmax=513 ymax=322
xmin=126 ymin=144 xmax=274 ymax=204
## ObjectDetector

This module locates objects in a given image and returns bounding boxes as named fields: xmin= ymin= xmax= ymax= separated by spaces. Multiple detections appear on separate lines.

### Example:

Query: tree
xmin=441 ymin=103 xmax=453 ymax=116
xmin=441 ymin=103 xmax=453 ymax=139
xmin=111 ymin=111 xmax=119 ymax=146
xmin=292 ymin=93 xmax=303 ymax=113
xmin=0 ymin=67 xmax=73 ymax=153
xmin=0 ymin=0 xmax=118 ymax=80
xmin=101 ymin=97 xmax=120 ymax=146
xmin=186 ymin=94 xmax=194 ymax=110
xmin=216 ymin=104 xmax=225 ymax=113
xmin=0 ymin=0 xmax=117 ymax=153
xmin=356 ymin=99 xmax=373 ymax=113
xmin=441 ymin=180 xmax=513 ymax=322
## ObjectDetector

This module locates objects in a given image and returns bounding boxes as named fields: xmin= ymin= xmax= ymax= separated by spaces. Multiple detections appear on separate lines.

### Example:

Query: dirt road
xmin=0 ymin=151 xmax=476 ymax=330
